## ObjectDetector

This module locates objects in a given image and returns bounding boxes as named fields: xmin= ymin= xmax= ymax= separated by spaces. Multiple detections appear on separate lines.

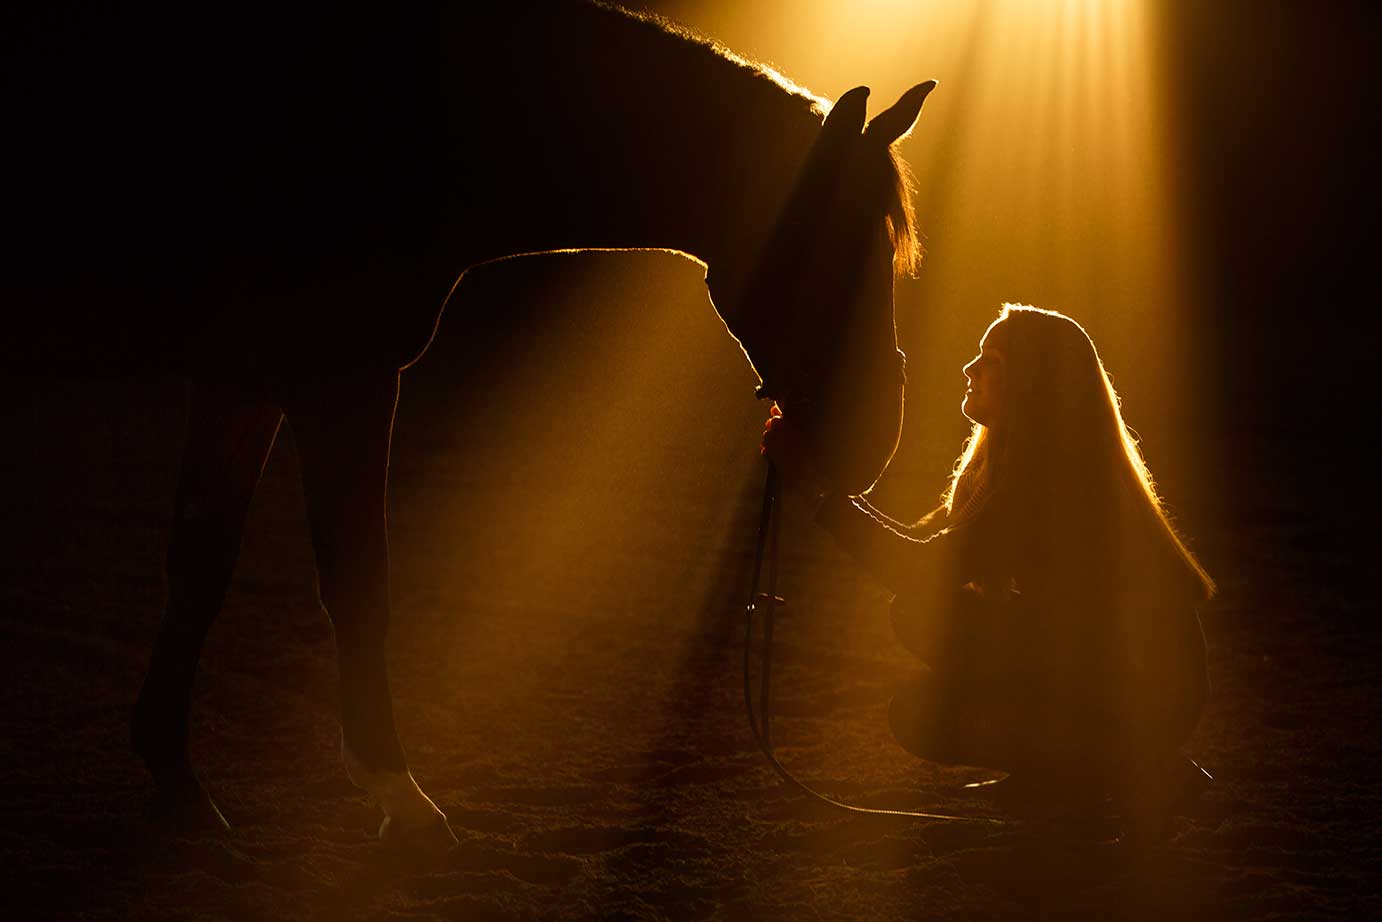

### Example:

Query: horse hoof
xmin=145 ymin=772 xmax=231 ymax=835
xmin=379 ymin=813 xmax=459 ymax=851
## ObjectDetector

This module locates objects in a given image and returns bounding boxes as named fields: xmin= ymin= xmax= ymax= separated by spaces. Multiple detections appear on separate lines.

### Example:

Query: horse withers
xmin=3 ymin=3 xmax=935 ymax=846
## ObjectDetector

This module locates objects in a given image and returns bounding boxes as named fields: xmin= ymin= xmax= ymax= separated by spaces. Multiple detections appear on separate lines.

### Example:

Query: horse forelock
xmin=884 ymin=144 xmax=922 ymax=277
xmin=797 ymin=135 xmax=921 ymax=280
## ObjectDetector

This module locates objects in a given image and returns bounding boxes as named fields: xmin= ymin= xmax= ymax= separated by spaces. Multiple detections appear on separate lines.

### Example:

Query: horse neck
xmin=444 ymin=5 xmax=822 ymax=274
xmin=584 ymin=96 xmax=821 ymax=275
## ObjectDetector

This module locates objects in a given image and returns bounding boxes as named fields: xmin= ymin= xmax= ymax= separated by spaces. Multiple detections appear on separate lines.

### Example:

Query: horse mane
xmin=593 ymin=2 xmax=831 ymax=113
xmin=592 ymin=1 xmax=921 ymax=277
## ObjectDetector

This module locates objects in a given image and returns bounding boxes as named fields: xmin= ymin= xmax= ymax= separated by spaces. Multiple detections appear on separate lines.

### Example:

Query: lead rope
xmin=743 ymin=462 xmax=1007 ymax=824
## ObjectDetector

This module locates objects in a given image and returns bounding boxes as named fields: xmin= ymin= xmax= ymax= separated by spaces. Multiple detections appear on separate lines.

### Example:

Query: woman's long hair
xmin=942 ymin=304 xmax=1215 ymax=603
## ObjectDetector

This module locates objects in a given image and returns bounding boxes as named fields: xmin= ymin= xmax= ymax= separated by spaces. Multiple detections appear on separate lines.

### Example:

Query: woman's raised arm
xmin=762 ymin=408 xmax=986 ymax=598
xmin=813 ymin=494 xmax=981 ymax=599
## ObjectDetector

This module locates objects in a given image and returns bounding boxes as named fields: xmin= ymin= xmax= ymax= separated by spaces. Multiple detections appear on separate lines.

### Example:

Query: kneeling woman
xmin=761 ymin=304 xmax=1214 ymax=840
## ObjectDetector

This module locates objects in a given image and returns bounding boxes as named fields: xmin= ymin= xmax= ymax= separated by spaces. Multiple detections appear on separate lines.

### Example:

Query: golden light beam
xmin=652 ymin=0 xmax=1203 ymax=510
xmin=636 ymin=0 xmax=1214 ymax=831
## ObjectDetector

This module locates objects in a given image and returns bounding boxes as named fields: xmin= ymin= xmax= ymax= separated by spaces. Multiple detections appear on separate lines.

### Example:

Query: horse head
xmin=710 ymin=81 xmax=937 ymax=495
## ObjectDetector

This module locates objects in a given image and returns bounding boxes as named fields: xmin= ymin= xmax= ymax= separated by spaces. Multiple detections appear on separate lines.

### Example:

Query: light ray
xmin=634 ymin=0 xmax=1214 ymax=842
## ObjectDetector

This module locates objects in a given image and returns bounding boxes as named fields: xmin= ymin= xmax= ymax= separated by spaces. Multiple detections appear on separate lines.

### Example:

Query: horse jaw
xmin=794 ymin=354 xmax=906 ymax=495
xmin=342 ymin=739 xmax=457 ymax=849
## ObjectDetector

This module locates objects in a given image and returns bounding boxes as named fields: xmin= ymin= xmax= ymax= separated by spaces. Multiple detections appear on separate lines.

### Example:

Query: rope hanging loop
xmin=742 ymin=461 xmax=1007 ymax=825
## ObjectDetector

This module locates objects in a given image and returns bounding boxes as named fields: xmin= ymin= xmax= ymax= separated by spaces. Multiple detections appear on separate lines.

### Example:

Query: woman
xmin=761 ymin=304 xmax=1214 ymax=841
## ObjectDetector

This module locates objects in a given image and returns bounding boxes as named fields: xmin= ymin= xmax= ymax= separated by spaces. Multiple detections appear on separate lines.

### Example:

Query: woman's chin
xmin=962 ymin=396 xmax=994 ymax=428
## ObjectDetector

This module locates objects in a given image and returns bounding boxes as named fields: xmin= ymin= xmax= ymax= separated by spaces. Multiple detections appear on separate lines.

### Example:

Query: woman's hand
xmin=760 ymin=405 xmax=830 ymax=502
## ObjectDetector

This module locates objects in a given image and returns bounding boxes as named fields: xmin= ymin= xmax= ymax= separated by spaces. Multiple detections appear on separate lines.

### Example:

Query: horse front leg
xmin=287 ymin=371 xmax=455 ymax=849
xmin=132 ymin=380 xmax=284 ymax=832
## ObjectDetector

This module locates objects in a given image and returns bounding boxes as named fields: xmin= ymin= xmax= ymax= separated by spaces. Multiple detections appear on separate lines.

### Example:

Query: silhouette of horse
xmin=2 ymin=3 xmax=934 ymax=845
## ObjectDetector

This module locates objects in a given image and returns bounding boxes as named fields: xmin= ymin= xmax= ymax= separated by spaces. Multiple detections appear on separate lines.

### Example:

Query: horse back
xmin=3 ymin=2 xmax=772 ymax=377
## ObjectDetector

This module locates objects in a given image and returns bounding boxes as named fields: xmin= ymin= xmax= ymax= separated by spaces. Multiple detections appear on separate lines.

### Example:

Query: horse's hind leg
xmin=132 ymin=380 xmax=284 ymax=831
xmin=286 ymin=371 xmax=454 ymax=848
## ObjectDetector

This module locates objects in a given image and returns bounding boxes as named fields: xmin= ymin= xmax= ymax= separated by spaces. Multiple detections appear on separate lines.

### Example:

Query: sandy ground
xmin=2 ymin=259 xmax=1378 ymax=921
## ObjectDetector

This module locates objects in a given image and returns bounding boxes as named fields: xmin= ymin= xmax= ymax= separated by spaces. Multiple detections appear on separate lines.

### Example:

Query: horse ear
xmin=865 ymin=80 xmax=938 ymax=145
xmin=822 ymin=86 xmax=870 ymax=139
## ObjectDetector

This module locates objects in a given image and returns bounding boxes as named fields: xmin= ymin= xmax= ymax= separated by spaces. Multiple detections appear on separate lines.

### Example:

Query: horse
xmin=2 ymin=2 xmax=935 ymax=847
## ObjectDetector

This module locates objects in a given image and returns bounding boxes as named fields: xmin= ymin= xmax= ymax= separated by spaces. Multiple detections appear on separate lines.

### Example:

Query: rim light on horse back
xmin=1 ymin=2 xmax=934 ymax=842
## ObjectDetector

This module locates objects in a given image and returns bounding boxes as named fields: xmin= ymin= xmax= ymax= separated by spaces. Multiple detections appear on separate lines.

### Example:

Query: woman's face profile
xmin=962 ymin=321 xmax=1008 ymax=428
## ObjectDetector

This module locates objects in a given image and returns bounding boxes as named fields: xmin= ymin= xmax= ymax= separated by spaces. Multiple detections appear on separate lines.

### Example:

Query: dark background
xmin=1162 ymin=0 xmax=1379 ymax=530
